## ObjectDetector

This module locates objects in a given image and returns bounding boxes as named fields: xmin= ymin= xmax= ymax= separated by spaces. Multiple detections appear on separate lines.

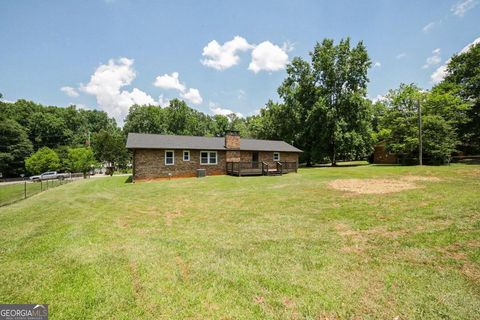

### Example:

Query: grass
xmin=0 ymin=165 xmax=479 ymax=319
xmin=0 ymin=179 xmax=68 ymax=206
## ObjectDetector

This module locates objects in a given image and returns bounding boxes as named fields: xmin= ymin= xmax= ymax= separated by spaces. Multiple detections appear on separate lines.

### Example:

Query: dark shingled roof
xmin=126 ymin=133 xmax=302 ymax=153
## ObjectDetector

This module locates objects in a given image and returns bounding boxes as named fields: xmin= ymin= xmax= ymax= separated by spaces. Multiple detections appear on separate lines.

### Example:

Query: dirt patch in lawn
xmin=165 ymin=209 xmax=183 ymax=226
xmin=328 ymin=176 xmax=441 ymax=194
xmin=401 ymin=175 xmax=442 ymax=182
xmin=328 ymin=179 xmax=417 ymax=194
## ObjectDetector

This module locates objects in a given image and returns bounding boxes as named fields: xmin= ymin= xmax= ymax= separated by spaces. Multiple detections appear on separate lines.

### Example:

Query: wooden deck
xmin=226 ymin=161 xmax=298 ymax=176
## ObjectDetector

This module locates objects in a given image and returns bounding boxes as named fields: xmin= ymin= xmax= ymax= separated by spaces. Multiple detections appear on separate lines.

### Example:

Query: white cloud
xmin=459 ymin=36 xmax=480 ymax=54
xmin=201 ymin=36 xmax=253 ymax=70
xmin=248 ymin=109 xmax=260 ymax=116
xmin=80 ymin=57 xmax=158 ymax=125
xmin=371 ymin=94 xmax=386 ymax=103
xmin=422 ymin=21 xmax=437 ymax=33
xmin=373 ymin=61 xmax=381 ymax=68
xmin=396 ymin=53 xmax=407 ymax=59
xmin=237 ymin=89 xmax=246 ymax=100
xmin=451 ymin=0 xmax=478 ymax=17
xmin=209 ymin=102 xmax=243 ymax=117
xmin=158 ymin=94 xmax=169 ymax=107
xmin=431 ymin=65 xmax=448 ymax=84
xmin=153 ymin=72 xmax=203 ymax=105
xmin=422 ymin=48 xmax=442 ymax=69
xmin=74 ymin=104 xmax=91 ymax=110
xmin=180 ymin=88 xmax=203 ymax=105
xmin=61 ymin=86 xmax=79 ymax=97
xmin=153 ymin=72 xmax=186 ymax=91
xmin=248 ymin=41 xmax=289 ymax=73
xmin=431 ymin=37 xmax=480 ymax=83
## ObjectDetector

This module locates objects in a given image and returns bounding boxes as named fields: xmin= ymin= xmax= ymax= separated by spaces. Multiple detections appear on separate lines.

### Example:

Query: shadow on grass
xmin=124 ymin=175 xmax=133 ymax=183
xmin=300 ymin=161 xmax=372 ymax=168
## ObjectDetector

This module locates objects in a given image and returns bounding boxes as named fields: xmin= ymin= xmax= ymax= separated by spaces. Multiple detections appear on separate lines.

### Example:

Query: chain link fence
xmin=0 ymin=173 xmax=85 ymax=207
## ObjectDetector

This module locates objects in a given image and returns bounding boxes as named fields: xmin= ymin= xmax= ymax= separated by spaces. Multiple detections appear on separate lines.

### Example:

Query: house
xmin=373 ymin=142 xmax=398 ymax=164
xmin=126 ymin=131 xmax=302 ymax=181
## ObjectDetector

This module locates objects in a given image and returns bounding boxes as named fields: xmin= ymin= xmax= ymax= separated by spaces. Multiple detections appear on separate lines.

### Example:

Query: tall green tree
xmin=25 ymin=147 xmax=60 ymax=175
xmin=422 ymin=115 xmax=457 ymax=164
xmin=436 ymin=42 xmax=480 ymax=152
xmin=277 ymin=57 xmax=317 ymax=165
xmin=310 ymin=38 xmax=373 ymax=165
xmin=92 ymin=129 xmax=129 ymax=173
xmin=67 ymin=147 xmax=96 ymax=178
xmin=209 ymin=115 xmax=230 ymax=137
xmin=276 ymin=38 xmax=373 ymax=165
xmin=123 ymin=104 xmax=167 ymax=134
xmin=381 ymin=84 xmax=457 ymax=164
xmin=0 ymin=119 xmax=33 ymax=177
xmin=381 ymin=84 xmax=424 ymax=156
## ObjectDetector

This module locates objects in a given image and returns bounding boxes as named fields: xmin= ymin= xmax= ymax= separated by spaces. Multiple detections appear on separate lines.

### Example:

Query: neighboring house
xmin=373 ymin=142 xmax=398 ymax=164
xmin=126 ymin=131 xmax=302 ymax=181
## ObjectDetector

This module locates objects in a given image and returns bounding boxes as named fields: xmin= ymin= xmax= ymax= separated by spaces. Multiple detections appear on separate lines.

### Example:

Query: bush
xmin=25 ymin=147 xmax=60 ymax=174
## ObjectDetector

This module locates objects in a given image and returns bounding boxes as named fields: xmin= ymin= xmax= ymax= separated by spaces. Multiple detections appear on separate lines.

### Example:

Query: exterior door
xmin=252 ymin=152 xmax=259 ymax=168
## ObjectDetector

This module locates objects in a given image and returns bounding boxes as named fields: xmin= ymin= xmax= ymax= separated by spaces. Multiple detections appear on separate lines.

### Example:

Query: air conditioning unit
xmin=197 ymin=169 xmax=206 ymax=178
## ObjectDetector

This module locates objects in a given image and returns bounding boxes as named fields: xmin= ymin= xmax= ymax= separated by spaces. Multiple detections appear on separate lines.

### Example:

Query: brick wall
xmin=225 ymin=131 xmax=240 ymax=149
xmin=239 ymin=151 xmax=298 ymax=166
xmin=134 ymin=149 xmax=299 ymax=180
xmin=134 ymin=149 xmax=226 ymax=180
xmin=373 ymin=144 xmax=398 ymax=164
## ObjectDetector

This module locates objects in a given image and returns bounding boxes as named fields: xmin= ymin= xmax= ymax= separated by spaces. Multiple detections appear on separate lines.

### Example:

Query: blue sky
xmin=1 ymin=0 xmax=479 ymax=124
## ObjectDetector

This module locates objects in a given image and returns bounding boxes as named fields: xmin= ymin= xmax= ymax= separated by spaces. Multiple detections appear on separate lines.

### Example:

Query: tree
xmin=381 ymin=84 xmax=457 ymax=164
xmin=422 ymin=115 xmax=457 ymax=164
xmin=276 ymin=38 xmax=373 ymax=165
xmin=25 ymin=147 xmax=60 ymax=175
xmin=123 ymin=104 xmax=167 ymax=134
xmin=311 ymin=38 xmax=373 ymax=165
xmin=381 ymin=84 xmax=424 ymax=156
xmin=436 ymin=42 xmax=480 ymax=152
xmin=92 ymin=129 xmax=129 ymax=174
xmin=209 ymin=115 xmax=229 ymax=137
xmin=277 ymin=57 xmax=317 ymax=165
xmin=0 ymin=119 xmax=33 ymax=177
xmin=67 ymin=147 xmax=96 ymax=178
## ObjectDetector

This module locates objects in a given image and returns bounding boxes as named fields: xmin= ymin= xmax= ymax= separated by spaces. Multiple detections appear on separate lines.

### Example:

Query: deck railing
xmin=226 ymin=161 xmax=297 ymax=176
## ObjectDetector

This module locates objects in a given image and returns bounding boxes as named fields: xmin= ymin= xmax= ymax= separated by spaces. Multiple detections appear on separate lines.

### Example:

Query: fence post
xmin=41 ymin=180 xmax=43 ymax=192
xmin=24 ymin=180 xmax=27 ymax=199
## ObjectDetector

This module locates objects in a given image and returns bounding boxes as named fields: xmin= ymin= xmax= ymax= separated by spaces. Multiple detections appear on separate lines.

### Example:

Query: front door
xmin=252 ymin=152 xmax=259 ymax=168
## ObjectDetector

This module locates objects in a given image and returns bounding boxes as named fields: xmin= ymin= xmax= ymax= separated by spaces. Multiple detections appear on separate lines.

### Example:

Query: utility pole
xmin=86 ymin=131 xmax=91 ymax=146
xmin=418 ymin=99 xmax=423 ymax=166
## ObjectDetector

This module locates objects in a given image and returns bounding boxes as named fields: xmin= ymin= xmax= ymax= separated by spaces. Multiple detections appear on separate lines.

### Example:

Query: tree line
xmin=1 ymin=38 xmax=478 ymax=176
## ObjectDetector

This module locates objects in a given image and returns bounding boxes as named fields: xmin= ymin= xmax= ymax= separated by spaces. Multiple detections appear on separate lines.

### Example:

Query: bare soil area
xmin=328 ymin=176 xmax=441 ymax=194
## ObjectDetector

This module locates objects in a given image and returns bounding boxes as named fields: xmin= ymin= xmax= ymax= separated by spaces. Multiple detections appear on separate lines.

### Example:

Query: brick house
xmin=126 ymin=131 xmax=302 ymax=181
xmin=373 ymin=142 xmax=398 ymax=164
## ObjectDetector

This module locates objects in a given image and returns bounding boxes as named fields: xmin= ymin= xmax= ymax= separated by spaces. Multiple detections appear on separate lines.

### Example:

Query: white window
xmin=183 ymin=150 xmax=190 ymax=161
xmin=165 ymin=150 xmax=174 ymax=165
xmin=273 ymin=152 xmax=280 ymax=161
xmin=200 ymin=151 xmax=217 ymax=165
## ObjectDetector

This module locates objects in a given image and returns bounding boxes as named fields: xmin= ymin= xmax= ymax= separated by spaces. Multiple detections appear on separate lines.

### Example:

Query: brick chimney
xmin=225 ymin=130 xmax=240 ymax=162
xmin=225 ymin=130 xmax=240 ymax=149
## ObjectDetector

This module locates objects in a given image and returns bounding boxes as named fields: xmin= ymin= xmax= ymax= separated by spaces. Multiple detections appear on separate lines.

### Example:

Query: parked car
xmin=29 ymin=172 xmax=70 ymax=181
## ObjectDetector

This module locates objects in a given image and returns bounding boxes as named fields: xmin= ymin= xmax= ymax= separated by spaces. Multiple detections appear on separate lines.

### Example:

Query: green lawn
xmin=0 ymin=165 xmax=479 ymax=319
xmin=0 ymin=179 xmax=67 ymax=206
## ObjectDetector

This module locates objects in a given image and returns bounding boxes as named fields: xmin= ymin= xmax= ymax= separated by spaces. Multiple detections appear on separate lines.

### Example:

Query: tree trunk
xmin=305 ymin=154 xmax=313 ymax=167
xmin=331 ymin=141 xmax=337 ymax=166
